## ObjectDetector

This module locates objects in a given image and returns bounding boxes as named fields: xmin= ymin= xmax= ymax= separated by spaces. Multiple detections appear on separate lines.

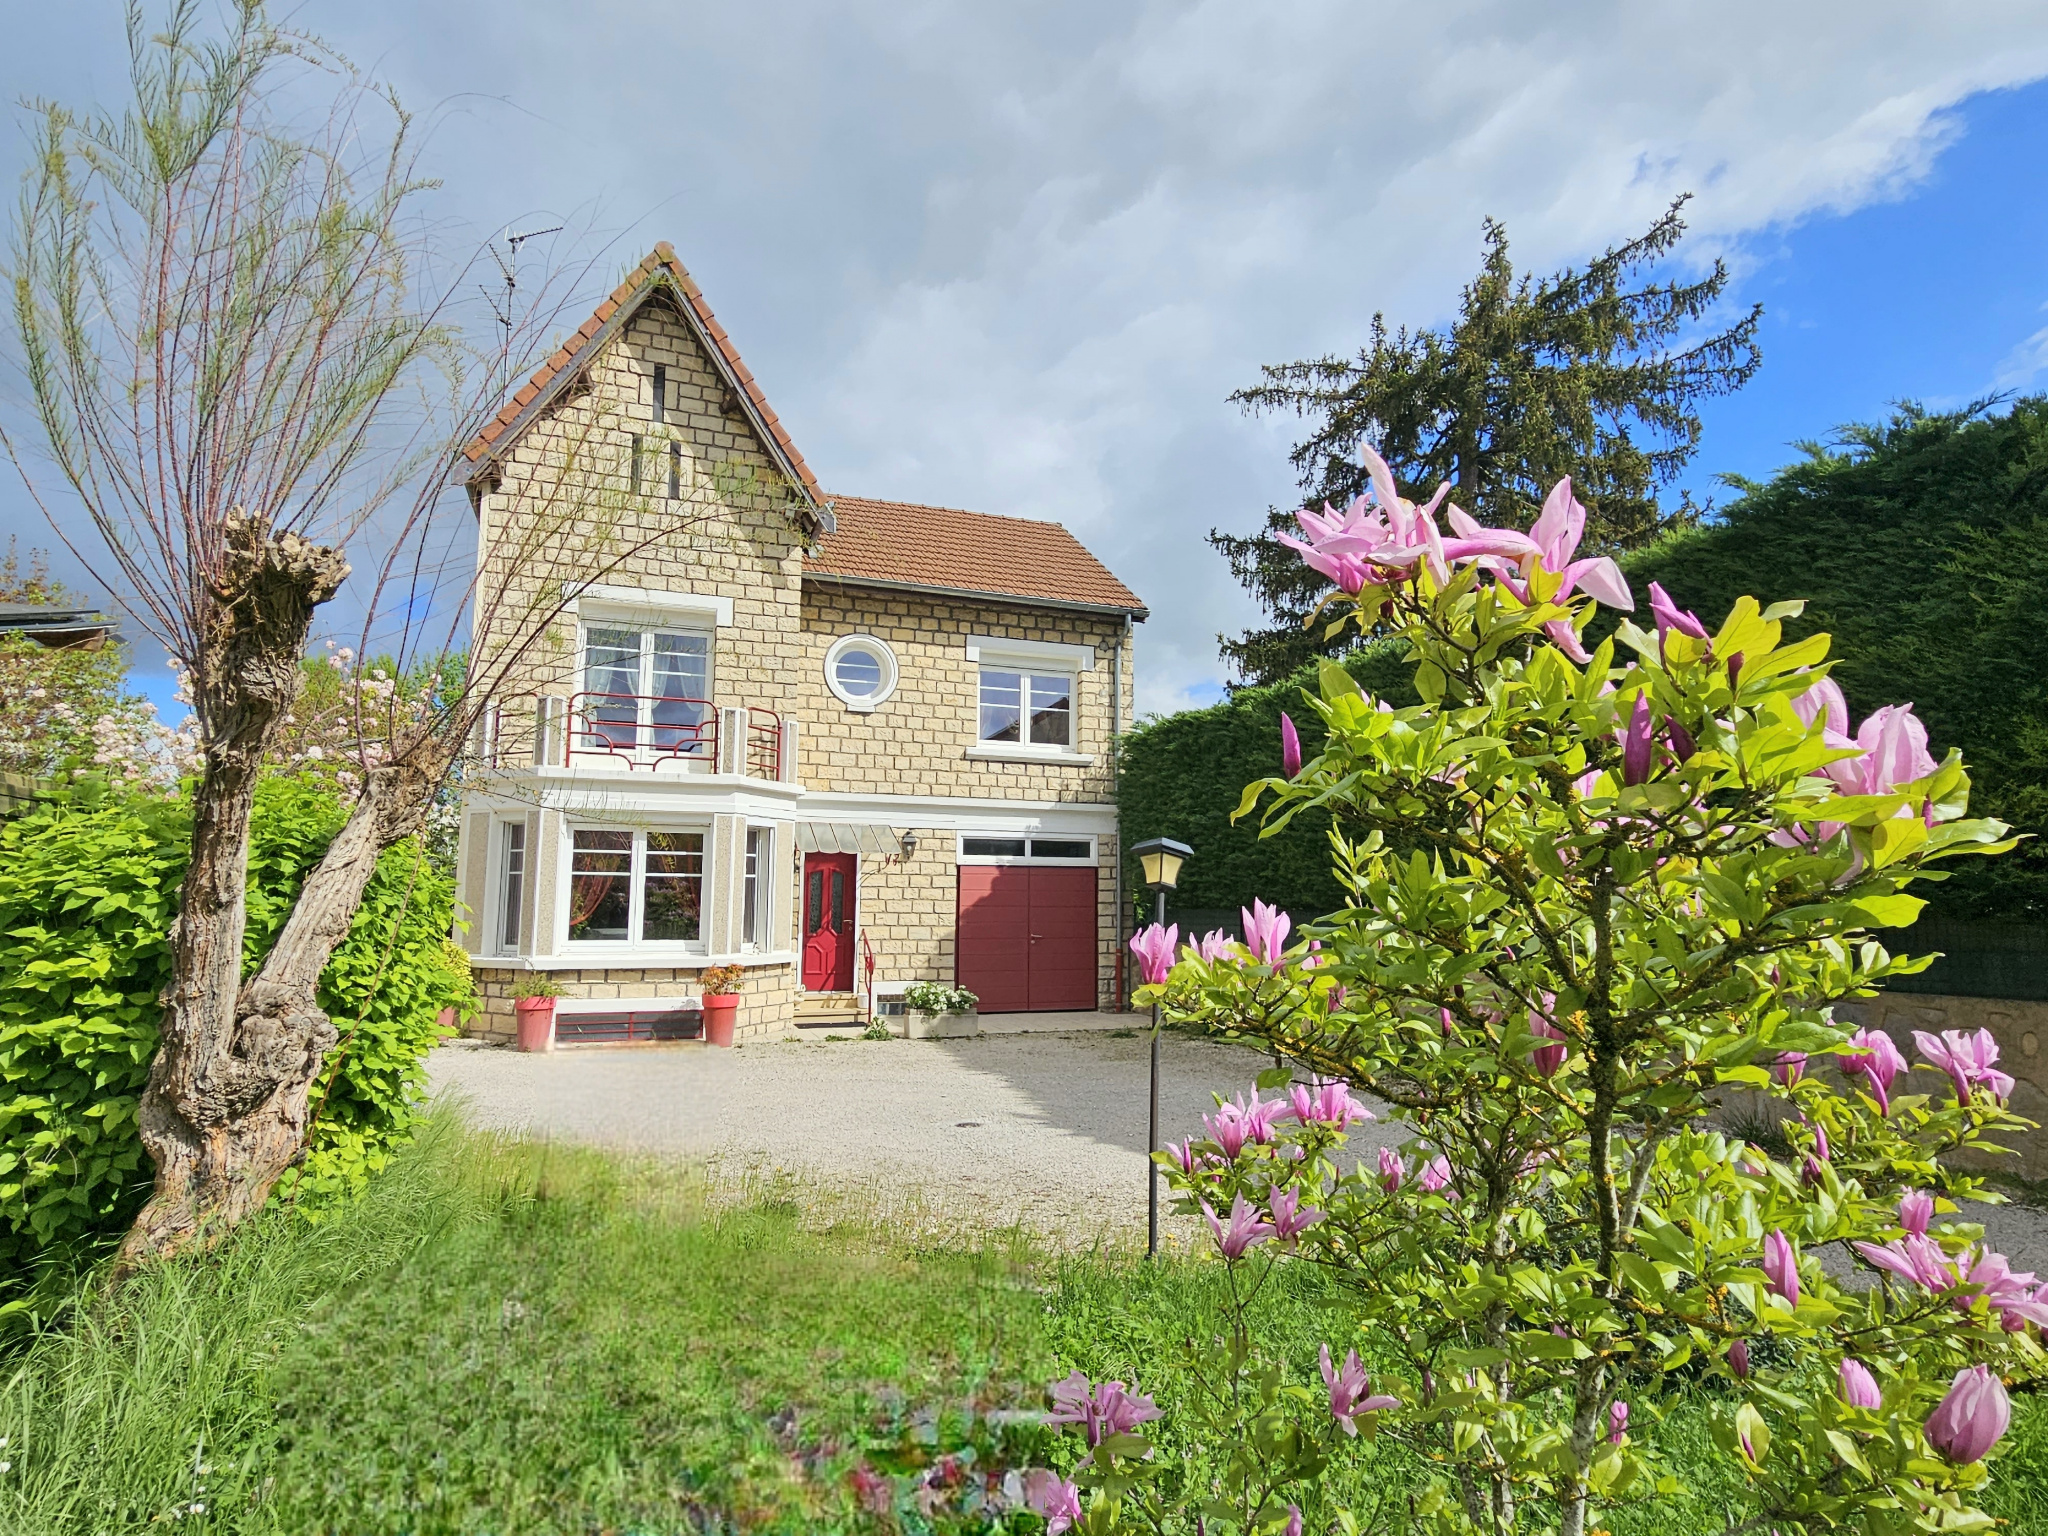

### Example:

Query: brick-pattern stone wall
xmin=473 ymin=961 xmax=798 ymax=1046
xmin=797 ymin=586 xmax=1131 ymax=802
xmin=471 ymin=295 xmax=810 ymax=737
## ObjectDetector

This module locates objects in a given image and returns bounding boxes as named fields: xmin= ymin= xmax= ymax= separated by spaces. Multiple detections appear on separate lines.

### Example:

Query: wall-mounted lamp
xmin=899 ymin=831 xmax=919 ymax=861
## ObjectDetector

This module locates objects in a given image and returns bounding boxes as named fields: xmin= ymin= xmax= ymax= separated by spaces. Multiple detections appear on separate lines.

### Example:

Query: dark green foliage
xmin=1118 ymin=641 xmax=1417 ymax=922
xmin=1616 ymin=400 xmax=2048 ymax=923
xmin=0 ymin=775 xmax=475 ymax=1275
xmin=1215 ymin=198 xmax=1762 ymax=684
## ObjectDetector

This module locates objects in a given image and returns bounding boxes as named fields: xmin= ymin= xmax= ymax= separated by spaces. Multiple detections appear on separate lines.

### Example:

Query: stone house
xmin=454 ymin=245 xmax=1147 ymax=1044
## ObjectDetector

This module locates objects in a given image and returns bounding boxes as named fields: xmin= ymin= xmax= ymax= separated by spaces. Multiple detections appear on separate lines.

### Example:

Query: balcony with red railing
xmin=474 ymin=693 xmax=790 ymax=781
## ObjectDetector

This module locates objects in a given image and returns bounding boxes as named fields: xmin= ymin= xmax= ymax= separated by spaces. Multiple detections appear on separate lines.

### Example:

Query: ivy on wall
xmin=0 ymin=775 xmax=475 ymax=1273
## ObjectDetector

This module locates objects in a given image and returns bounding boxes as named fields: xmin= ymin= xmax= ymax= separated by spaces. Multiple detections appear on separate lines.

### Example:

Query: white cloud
xmin=4 ymin=0 xmax=2046 ymax=705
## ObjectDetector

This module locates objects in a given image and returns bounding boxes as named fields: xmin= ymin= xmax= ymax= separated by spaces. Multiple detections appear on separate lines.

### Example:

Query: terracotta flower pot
xmin=701 ymin=992 xmax=739 ymax=1047
xmin=514 ymin=996 xmax=556 ymax=1053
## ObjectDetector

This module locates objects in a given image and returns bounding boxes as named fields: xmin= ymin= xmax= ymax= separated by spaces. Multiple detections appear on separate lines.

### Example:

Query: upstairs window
xmin=979 ymin=668 xmax=1071 ymax=747
xmin=652 ymin=363 xmax=667 ymax=424
xmin=579 ymin=625 xmax=712 ymax=760
xmin=668 ymin=440 xmax=681 ymax=500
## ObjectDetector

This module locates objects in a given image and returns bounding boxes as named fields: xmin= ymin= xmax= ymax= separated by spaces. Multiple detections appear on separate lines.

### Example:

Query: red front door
xmin=802 ymin=853 xmax=856 ymax=991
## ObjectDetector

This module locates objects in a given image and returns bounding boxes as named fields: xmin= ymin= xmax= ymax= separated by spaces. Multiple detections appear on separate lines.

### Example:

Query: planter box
xmin=904 ymin=1008 xmax=980 ymax=1040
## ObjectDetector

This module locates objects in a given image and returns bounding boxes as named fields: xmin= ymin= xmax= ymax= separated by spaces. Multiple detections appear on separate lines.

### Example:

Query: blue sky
xmin=5 ymin=2 xmax=2048 ymax=725
xmin=1680 ymin=78 xmax=2048 ymax=504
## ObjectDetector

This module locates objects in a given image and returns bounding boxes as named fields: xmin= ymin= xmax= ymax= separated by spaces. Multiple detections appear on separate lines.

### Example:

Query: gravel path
xmin=428 ymin=1030 xmax=2048 ymax=1267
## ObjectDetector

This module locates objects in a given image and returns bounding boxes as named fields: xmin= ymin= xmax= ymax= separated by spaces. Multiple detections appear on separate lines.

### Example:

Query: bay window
xmin=568 ymin=827 xmax=706 ymax=946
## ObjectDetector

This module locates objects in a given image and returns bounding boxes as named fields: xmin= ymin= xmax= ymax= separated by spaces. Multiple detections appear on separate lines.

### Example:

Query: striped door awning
xmin=794 ymin=821 xmax=902 ymax=857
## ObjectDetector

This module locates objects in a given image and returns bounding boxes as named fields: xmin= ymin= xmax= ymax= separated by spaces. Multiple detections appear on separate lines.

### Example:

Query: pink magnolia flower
xmin=1128 ymin=923 xmax=1179 ymax=986
xmin=1771 ymin=1051 xmax=1806 ymax=1087
xmin=1507 ymin=477 xmax=1635 ymax=659
xmin=1608 ymin=1400 xmax=1629 ymax=1443
xmin=1528 ymin=1012 xmax=1568 ymax=1078
xmin=1194 ymin=929 xmax=1234 ymax=963
xmin=1763 ymin=1230 xmax=1800 ymax=1306
xmin=1841 ymin=1027 xmax=1908 ymax=1113
xmin=1241 ymin=899 xmax=1292 ymax=966
xmin=1320 ymin=1344 xmax=1400 ymax=1435
xmin=1900 ymin=1189 xmax=1935 ymax=1237
xmin=1913 ymin=1028 xmax=2016 ymax=1106
xmin=1283 ymin=1507 xmax=1303 ymax=1536
xmin=1417 ymin=1154 xmax=1454 ymax=1196
xmin=1727 ymin=1338 xmax=1751 ymax=1379
xmin=1961 ymin=1247 xmax=2048 ymax=1330
xmin=1840 ymin=1359 xmax=1882 ymax=1409
xmin=1166 ymin=1137 xmax=1201 ymax=1176
xmin=1203 ymin=1093 xmax=1283 ymax=1158
xmin=1269 ymin=1185 xmax=1325 ymax=1244
xmin=1621 ymin=694 xmax=1654 ymax=787
xmin=1854 ymin=1232 xmax=1959 ymax=1293
xmin=1289 ymin=1077 xmax=1374 ymax=1130
xmin=1281 ymin=712 xmax=1302 ymax=778
xmin=1022 ymin=1469 xmax=1083 ymax=1534
xmin=1648 ymin=581 xmax=1708 ymax=651
xmin=1279 ymin=444 xmax=1452 ymax=585
xmin=1377 ymin=1146 xmax=1405 ymax=1193
xmin=1204 ymin=1193 xmax=1276 ymax=1259
xmin=1791 ymin=676 xmax=1850 ymax=736
xmin=1825 ymin=702 xmax=1938 ymax=799
xmin=1925 ymin=1365 xmax=2011 ymax=1465
xmin=1046 ymin=1371 xmax=1161 ymax=1447
xmin=1800 ymin=1120 xmax=1831 ymax=1186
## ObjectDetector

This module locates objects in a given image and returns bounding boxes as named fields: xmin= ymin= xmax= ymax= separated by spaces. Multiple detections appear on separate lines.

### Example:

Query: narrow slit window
xmin=498 ymin=821 xmax=526 ymax=952
xmin=652 ymin=364 xmax=667 ymax=424
xmin=743 ymin=826 xmax=771 ymax=948
xmin=668 ymin=441 xmax=681 ymax=500
xmin=630 ymin=433 xmax=644 ymax=494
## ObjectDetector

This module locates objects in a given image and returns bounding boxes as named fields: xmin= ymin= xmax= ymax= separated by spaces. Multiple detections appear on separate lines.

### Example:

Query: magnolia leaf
xmin=1318 ymin=658 xmax=1363 ymax=701
xmin=1759 ymin=599 xmax=1807 ymax=622
xmin=1255 ymin=1066 xmax=1294 ymax=1090
xmin=1852 ymin=892 xmax=1926 ymax=928
xmin=1734 ymin=1403 xmax=1770 ymax=1465
xmin=1824 ymin=1429 xmax=1872 ymax=1477
xmin=1230 ymin=777 xmax=1276 ymax=825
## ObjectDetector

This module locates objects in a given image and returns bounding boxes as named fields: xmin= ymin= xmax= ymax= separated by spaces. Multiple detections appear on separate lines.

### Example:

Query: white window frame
xmin=823 ymin=633 xmax=899 ymax=713
xmin=742 ymin=824 xmax=775 ymax=951
xmin=575 ymin=620 xmax=717 ymax=764
xmin=562 ymin=822 xmax=712 ymax=956
xmin=495 ymin=818 xmax=527 ymax=955
xmin=954 ymin=833 xmax=1098 ymax=866
xmin=970 ymin=663 xmax=1081 ymax=759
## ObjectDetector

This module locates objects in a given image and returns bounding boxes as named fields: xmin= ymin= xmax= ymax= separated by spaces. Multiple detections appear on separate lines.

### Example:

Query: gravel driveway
xmin=428 ymin=1029 xmax=2048 ymax=1268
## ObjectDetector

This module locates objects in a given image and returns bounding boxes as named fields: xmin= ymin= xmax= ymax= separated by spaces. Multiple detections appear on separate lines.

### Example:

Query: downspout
xmin=1112 ymin=612 xmax=1131 ymax=1009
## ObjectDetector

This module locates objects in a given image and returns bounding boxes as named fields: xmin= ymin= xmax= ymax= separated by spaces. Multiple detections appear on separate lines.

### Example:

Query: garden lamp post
xmin=1131 ymin=836 xmax=1191 ymax=1259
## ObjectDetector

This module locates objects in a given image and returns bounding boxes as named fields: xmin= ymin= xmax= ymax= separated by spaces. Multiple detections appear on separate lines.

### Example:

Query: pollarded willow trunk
xmin=119 ymin=515 xmax=349 ymax=1266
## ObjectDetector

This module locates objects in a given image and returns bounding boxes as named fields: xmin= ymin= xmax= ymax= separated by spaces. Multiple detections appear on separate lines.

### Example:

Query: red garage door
xmin=957 ymin=865 xmax=1098 ymax=1012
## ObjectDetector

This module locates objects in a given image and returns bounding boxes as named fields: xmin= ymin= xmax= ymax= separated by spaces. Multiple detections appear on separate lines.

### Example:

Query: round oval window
xmin=834 ymin=647 xmax=884 ymax=698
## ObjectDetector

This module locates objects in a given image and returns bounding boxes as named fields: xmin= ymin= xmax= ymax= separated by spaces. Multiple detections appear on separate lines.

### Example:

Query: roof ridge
xmin=824 ymin=492 xmax=1074 ymax=533
xmin=462 ymin=243 xmax=821 ymax=513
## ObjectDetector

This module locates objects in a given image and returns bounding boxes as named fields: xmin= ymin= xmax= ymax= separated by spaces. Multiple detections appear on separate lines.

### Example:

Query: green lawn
xmin=2 ymin=1115 xmax=2044 ymax=1534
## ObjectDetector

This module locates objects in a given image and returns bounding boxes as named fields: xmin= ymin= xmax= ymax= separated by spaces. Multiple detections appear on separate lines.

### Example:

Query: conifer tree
xmin=1213 ymin=197 xmax=1761 ymax=683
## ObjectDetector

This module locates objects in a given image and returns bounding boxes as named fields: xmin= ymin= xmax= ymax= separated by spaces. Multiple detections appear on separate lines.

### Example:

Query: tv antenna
xmin=483 ymin=223 xmax=562 ymax=382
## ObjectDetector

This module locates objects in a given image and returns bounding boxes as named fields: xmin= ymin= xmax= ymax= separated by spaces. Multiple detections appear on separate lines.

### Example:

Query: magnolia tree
xmin=1023 ymin=449 xmax=2035 ymax=1536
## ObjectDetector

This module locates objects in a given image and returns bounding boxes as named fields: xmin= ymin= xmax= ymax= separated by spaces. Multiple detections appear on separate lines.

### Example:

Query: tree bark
xmin=118 ymin=515 xmax=349 ymax=1267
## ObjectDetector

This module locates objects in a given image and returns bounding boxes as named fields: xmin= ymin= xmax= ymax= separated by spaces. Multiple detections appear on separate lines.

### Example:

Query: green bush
xmin=0 ymin=775 xmax=475 ymax=1274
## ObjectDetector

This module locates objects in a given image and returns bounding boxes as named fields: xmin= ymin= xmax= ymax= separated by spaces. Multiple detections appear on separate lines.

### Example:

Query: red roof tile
xmin=807 ymin=495 xmax=1146 ymax=616
xmin=462 ymin=244 xmax=821 ymax=509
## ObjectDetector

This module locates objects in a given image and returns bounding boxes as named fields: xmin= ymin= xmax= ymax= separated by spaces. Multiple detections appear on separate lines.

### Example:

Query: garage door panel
xmin=958 ymin=866 xmax=1030 ymax=1012
xmin=1027 ymin=867 xmax=1098 ymax=1010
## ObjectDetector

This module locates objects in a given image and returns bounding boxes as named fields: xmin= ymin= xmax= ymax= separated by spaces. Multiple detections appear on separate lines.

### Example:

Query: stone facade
xmin=454 ymin=265 xmax=1140 ymax=1042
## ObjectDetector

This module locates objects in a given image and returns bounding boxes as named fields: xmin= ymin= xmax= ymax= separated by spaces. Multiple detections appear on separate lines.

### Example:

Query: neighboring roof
xmin=805 ymin=495 xmax=1147 ymax=618
xmin=0 ymin=603 xmax=119 ymax=650
xmin=462 ymin=244 xmax=823 ymax=528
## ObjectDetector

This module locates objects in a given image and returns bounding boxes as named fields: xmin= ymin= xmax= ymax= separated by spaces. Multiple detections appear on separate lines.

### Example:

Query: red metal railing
xmin=568 ymin=691 xmax=715 ymax=770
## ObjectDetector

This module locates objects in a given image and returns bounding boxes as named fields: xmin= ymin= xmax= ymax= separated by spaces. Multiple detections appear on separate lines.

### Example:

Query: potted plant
xmin=901 ymin=982 xmax=979 ymax=1039
xmin=699 ymin=964 xmax=744 ymax=1047
xmin=513 ymin=973 xmax=564 ymax=1053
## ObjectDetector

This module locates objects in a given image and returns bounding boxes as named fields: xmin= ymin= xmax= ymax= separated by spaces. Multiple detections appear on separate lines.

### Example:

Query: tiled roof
xmin=462 ymin=243 xmax=821 ymax=509
xmin=806 ymin=495 xmax=1147 ymax=616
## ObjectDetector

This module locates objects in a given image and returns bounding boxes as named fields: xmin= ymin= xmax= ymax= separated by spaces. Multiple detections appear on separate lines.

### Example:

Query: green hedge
xmin=1117 ymin=639 xmax=1417 ymax=922
xmin=0 ymin=775 xmax=476 ymax=1273
xmin=1123 ymin=399 xmax=2048 ymax=927
xmin=1614 ymin=401 xmax=2048 ymax=924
